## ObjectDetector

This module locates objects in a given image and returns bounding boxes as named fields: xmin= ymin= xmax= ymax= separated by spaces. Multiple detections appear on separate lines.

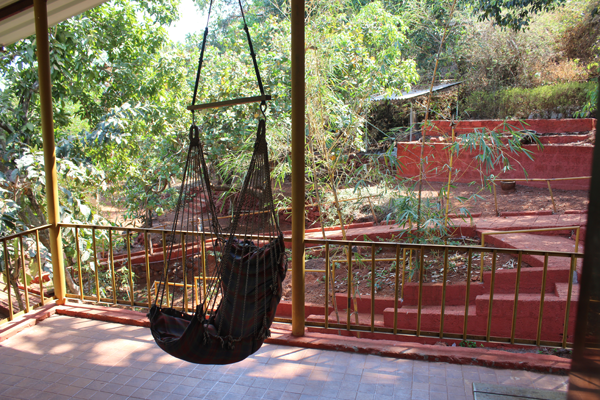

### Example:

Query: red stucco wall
xmin=397 ymin=142 xmax=593 ymax=190
xmin=423 ymin=118 xmax=596 ymax=136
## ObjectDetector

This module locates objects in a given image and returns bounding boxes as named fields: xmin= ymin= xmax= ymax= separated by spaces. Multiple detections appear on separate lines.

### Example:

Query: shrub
xmin=462 ymin=82 xmax=595 ymax=119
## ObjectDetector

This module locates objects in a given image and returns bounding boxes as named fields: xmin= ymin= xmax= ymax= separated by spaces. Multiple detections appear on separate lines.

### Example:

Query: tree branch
xmin=0 ymin=120 xmax=15 ymax=135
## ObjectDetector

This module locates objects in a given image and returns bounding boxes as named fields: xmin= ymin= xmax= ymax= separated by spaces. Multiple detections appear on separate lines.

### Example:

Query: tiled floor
xmin=0 ymin=315 xmax=568 ymax=400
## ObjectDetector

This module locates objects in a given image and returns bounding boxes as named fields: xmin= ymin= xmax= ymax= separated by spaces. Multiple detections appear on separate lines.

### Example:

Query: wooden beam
xmin=187 ymin=95 xmax=271 ymax=111
xmin=0 ymin=0 xmax=33 ymax=23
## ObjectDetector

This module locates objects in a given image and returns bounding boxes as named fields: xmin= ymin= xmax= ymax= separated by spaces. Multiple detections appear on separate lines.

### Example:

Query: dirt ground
xmin=269 ymin=180 xmax=589 ymax=232
xmin=420 ymin=181 xmax=589 ymax=217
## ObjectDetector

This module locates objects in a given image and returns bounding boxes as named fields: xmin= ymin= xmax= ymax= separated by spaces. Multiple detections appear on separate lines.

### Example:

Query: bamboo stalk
xmin=547 ymin=181 xmax=557 ymax=213
xmin=416 ymin=0 xmax=459 ymax=234
xmin=444 ymin=123 xmax=456 ymax=227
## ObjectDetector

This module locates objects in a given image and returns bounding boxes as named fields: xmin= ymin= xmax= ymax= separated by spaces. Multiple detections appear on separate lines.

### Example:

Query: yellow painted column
xmin=34 ymin=0 xmax=66 ymax=304
xmin=291 ymin=0 xmax=306 ymax=336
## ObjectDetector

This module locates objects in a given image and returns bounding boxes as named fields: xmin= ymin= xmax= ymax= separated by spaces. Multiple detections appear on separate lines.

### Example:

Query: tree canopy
xmin=0 ymin=0 xmax=596 ymax=238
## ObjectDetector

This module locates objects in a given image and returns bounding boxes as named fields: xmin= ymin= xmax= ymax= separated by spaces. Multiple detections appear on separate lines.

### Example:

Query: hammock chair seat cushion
xmin=150 ymin=236 xmax=286 ymax=365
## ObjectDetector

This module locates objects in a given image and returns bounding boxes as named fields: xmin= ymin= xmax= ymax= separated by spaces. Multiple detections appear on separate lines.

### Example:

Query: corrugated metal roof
xmin=370 ymin=81 xmax=462 ymax=102
xmin=0 ymin=0 xmax=109 ymax=46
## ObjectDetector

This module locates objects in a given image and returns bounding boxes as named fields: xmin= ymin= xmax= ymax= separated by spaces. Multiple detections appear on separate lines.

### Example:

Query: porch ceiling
xmin=0 ymin=0 xmax=108 ymax=46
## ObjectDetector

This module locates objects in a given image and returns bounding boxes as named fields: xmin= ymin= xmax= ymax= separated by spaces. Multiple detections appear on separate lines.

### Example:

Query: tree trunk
xmin=145 ymin=208 xmax=153 ymax=228
xmin=20 ymin=189 xmax=80 ymax=295
xmin=11 ymin=257 xmax=25 ymax=311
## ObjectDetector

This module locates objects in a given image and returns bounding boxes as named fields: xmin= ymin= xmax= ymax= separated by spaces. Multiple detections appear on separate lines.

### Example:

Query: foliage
xmin=0 ymin=0 xmax=186 ymax=232
xmin=0 ymin=0 xmax=183 ymax=301
xmin=394 ymin=0 xmax=466 ymax=79
xmin=446 ymin=123 xmax=543 ymax=177
xmin=558 ymin=0 xmax=600 ymax=63
xmin=463 ymin=82 xmax=595 ymax=119
xmin=185 ymin=7 xmax=292 ymax=188
xmin=472 ymin=0 xmax=565 ymax=31
xmin=302 ymin=0 xmax=418 ymax=233
xmin=190 ymin=0 xmax=419 ymax=212
xmin=452 ymin=0 xmax=597 ymax=119
xmin=456 ymin=11 xmax=587 ymax=92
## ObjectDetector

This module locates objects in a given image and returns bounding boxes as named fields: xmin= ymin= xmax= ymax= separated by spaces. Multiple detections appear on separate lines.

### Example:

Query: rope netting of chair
xmin=148 ymin=0 xmax=287 ymax=365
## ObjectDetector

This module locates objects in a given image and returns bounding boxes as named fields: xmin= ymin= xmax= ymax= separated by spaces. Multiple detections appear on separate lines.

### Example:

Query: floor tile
xmin=0 ymin=315 xmax=570 ymax=400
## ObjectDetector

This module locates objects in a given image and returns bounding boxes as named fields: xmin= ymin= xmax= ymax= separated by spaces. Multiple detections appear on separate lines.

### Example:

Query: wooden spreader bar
xmin=187 ymin=95 xmax=271 ymax=111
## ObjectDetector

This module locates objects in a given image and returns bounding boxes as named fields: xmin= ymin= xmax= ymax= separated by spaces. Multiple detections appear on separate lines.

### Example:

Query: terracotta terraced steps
xmin=299 ymin=229 xmax=581 ymax=344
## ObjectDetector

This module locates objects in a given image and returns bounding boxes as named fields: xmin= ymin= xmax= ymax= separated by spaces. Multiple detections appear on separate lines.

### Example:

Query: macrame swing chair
xmin=148 ymin=0 xmax=286 ymax=365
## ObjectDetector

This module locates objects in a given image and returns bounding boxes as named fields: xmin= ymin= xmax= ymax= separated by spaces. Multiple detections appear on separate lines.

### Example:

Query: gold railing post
xmin=291 ymin=0 xmax=306 ymax=337
xmin=34 ymin=0 xmax=66 ymax=303
xmin=2 ymin=240 xmax=14 ymax=320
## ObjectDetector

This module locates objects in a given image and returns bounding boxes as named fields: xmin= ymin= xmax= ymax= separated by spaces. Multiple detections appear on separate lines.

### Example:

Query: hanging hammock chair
xmin=148 ymin=0 xmax=286 ymax=365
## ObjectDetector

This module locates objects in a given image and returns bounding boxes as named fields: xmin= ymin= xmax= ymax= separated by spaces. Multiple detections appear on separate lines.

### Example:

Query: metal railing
xmin=289 ymin=238 xmax=582 ymax=348
xmin=0 ymin=223 xmax=583 ymax=349
xmin=0 ymin=224 xmax=52 ymax=324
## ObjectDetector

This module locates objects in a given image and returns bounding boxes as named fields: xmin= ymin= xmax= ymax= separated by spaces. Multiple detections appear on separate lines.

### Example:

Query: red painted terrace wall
xmin=423 ymin=118 xmax=596 ymax=136
xmin=398 ymin=119 xmax=596 ymax=191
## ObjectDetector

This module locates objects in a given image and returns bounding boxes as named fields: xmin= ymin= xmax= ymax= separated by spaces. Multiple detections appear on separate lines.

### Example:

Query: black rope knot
xmin=220 ymin=335 xmax=236 ymax=350
xmin=269 ymin=283 xmax=279 ymax=296
xmin=258 ymin=316 xmax=271 ymax=339
xmin=202 ymin=329 xmax=211 ymax=346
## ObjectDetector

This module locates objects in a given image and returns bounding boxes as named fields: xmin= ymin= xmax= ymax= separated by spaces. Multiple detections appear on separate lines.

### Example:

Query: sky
xmin=166 ymin=0 xmax=207 ymax=43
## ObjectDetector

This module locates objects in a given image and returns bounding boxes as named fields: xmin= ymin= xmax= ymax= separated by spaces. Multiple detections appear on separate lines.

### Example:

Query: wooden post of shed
xmin=33 ymin=0 xmax=66 ymax=303
xmin=409 ymin=102 xmax=414 ymax=141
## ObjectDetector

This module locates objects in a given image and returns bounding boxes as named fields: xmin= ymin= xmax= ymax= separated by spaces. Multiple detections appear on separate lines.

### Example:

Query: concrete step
xmin=479 ymin=231 xmax=583 ymax=269
xmin=403 ymin=282 xmax=487 ymax=307
xmin=477 ymin=231 xmax=583 ymax=288
xmin=384 ymin=305 xmax=486 ymax=336
xmin=307 ymin=311 xmax=386 ymax=328
xmin=333 ymin=293 xmax=402 ymax=314
xmin=383 ymin=285 xmax=579 ymax=343
xmin=554 ymin=282 xmax=580 ymax=300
